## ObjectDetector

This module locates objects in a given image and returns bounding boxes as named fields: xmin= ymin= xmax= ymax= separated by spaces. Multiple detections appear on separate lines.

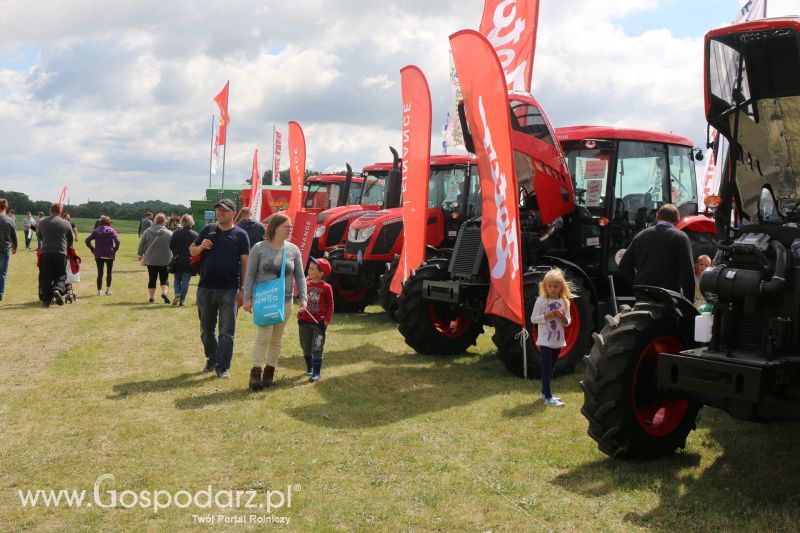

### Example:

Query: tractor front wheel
xmin=328 ymin=248 xmax=376 ymax=313
xmin=581 ymin=303 xmax=701 ymax=459
xmin=396 ymin=259 xmax=483 ymax=354
xmin=378 ymin=256 xmax=400 ymax=321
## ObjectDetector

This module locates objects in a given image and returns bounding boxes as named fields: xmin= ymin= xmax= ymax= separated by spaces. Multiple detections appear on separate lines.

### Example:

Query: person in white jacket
xmin=531 ymin=268 xmax=573 ymax=407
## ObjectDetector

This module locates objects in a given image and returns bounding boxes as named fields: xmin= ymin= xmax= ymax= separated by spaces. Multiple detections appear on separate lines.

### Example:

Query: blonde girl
xmin=530 ymin=268 xmax=574 ymax=407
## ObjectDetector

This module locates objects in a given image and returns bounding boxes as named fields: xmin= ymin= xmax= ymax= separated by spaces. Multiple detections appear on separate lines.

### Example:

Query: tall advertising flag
xmin=213 ymin=82 xmax=230 ymax=145
xmin=287 ymin=121 xmax=306 ymax=224
xmin=450 ymin=29 xmax=524 ymax=327
xmin=249 ymin=148 xmax=264 ymax=222
xmin=390 ymin=66 xmax=432 ymax=295
xmin=479 ymin=0 xmax=540 ymax=92
xmin=57 ymin=186 xmax=68 ymax=210
xmin=273 ymin=128 xmax=283 ymax=186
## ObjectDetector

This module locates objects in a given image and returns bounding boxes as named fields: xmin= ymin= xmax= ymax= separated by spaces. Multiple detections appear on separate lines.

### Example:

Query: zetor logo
xmin=485 ymin=0 xmax=529 ymax=91
xmin=478 ymin=95 xmax=519 ymax=281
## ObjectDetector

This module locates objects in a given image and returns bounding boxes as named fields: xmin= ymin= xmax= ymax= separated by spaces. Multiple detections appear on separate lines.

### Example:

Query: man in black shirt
xmin=0 ymin=198 xmax=18 ymax=303
xmin=619 ymin=203 xmax=695 ymax=300
xmin=235 ymin=207 xmax=265 ymax=249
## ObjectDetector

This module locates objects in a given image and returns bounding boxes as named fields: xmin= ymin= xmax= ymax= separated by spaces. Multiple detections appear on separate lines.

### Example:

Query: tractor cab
xmin=303 ymin=173 xmax=364 ymax=214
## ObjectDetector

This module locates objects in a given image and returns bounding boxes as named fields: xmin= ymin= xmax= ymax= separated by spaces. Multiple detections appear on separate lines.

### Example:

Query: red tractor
xmin=310 ymin=161 xmax=393 ymax=258
xmin=329 ymin=152 xmax=481 ymax=313
xmin=395 ymin=92 xmax=716 ymax=372
xmin=582 ymin=17 xmax=800 ymax=459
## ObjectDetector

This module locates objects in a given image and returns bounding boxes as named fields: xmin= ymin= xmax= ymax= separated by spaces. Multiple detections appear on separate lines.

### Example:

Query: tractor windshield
xmin=359 ymin=171 xmax=389 ymax=206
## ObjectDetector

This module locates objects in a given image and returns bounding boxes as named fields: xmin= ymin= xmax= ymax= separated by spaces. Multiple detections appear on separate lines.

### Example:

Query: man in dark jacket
xmin=138 ymin=212 xmax=153 ymax=236
xmin=37 ymin=203 xmax=74 ymax=306
xmin=0 ymin=198 xmax=18 ymax=303
xmin=236 ymin=207 xmax=265 ymax=250
xmin=619 ymin=203 xmax=695 ymax=300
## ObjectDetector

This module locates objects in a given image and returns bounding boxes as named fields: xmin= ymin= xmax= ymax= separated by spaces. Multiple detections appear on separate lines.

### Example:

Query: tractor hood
xmin=317 ymin=204 xmax=379 ymax=225
xmin=348 ymin=208 xmax=402 ymax=231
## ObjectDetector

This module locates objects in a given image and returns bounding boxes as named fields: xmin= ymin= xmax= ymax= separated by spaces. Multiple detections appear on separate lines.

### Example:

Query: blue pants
xmin=173 ymin=271 xmax=191 ymax=302
xmin=0 ymin=249 xmax=10 ymax=300
xmin=538 ymin=345 xmax=560 ymax=399
xmin=196 ymin=287 xmax=238 ymax=371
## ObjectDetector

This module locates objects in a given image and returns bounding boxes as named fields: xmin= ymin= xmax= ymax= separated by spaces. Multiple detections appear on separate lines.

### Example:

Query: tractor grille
xmin=449 ymin=224 xmax=484 ymax=277
xmin=327 ymin=220 xmax=347 ymax=246
xmin=345 ymin=239 xmax=370 ymax=257
xmin=372 ymin=222 xmax=403 ymax=255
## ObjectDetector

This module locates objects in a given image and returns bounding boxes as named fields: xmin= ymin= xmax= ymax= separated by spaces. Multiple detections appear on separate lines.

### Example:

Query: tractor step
xmin=422 ymin=280 xmax=488 ymax=303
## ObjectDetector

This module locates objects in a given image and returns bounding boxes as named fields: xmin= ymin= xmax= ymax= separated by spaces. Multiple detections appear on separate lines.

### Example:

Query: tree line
xmin=0 ymin=190 xmax=190 ymax=220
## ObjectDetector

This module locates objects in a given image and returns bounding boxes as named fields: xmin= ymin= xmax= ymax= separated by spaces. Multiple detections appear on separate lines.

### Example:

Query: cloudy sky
xmin=0 ymin=0 xmax=796 ymax=205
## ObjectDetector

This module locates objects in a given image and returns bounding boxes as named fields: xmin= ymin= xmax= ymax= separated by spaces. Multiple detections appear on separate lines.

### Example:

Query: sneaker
xmin=305 ymin=369 xmax=313 ymax=378
xmin=178 ymin=300 xmax=185 ymax=307
xmin=161 ymin=294 xmax=171 ymax=304
xmin=202 ymin=361 xmax=215 ymax=372
xmin=538 ymin=393 xmax=561 ymax=401
xmin=105 ymin=288 xmax=112 ymax=296
xmin=544 ymin=397 xmax=566 ymax=407
xmin=53 ymin=291 xmax=64 ymax=306
xmin=309 ymin=374 xmax=321 ymax=383
xmin=172 ymin=298 xmax=179 ymax=306
xmin=97 ymin=290 xmax=102 ymax=297
xmin=216 ymin=369 xmax=230 ymax=379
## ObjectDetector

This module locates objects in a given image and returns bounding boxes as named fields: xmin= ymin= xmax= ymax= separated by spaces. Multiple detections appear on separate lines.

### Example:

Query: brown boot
xmin=249 ymin=367 xmax=263 ymax=392
xmin=262 ymin=365 xmax=276 ymax=388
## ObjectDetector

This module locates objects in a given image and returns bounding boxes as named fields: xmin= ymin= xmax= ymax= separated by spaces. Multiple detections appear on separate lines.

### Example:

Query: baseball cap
xmin=214 ymin=199 xmax=236 ymax=211
xmin=310 ymin=257 xmax=332 ymax=276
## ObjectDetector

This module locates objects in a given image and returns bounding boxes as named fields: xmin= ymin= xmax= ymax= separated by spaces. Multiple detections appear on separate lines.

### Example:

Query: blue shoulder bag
xmin=252 ymin=244 xmax=287 ymax=326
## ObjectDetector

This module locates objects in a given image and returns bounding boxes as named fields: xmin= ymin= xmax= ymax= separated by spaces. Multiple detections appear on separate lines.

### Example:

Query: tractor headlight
xmin=350 ymin=225 xmax=375 ymax=243
xmin=314 ymin=226 xmax=326 ymax=238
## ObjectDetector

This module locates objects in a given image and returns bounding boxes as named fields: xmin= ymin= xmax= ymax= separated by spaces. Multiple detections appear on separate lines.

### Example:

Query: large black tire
xmin=377 ymin=256 xmax=400 ymax=321
xmin=581 ymin=302 xmax=701 ymax=460
xmin=396 ymin=259 xmax=483 ymax=354
xmin=328 ymin=248 xmax=376 ymax=313
xmin=493 ymin=270 xmax=594 ymax=379
xmin=686 ymin=230 xmax=716 ymax=262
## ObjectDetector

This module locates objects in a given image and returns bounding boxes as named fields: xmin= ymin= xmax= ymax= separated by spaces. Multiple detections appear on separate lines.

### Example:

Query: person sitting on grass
xmin=298 ymin=257 xmax=334 ymax=383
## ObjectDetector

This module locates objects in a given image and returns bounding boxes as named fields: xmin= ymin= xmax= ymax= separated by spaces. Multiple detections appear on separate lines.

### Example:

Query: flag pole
xmin=220 ymin=81 xmax=229 ymax=199
xmin=208 ymin=115 xmax=215 ymax=189
xmin=271 ymin=125 xmax=277 ymax=185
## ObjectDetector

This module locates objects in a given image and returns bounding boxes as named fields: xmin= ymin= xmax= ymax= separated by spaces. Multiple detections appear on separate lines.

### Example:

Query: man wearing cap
xmin=189 ymin=199 xmax=251 ymax=378
xmin=297 ymin=257 xmax=334 ymax=382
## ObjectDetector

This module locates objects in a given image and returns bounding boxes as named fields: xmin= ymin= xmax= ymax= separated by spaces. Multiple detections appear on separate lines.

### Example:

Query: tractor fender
xmin=632 ymin=285 xmax=699 ymax=347
xmin=540 ymin=256 xmax=599 ymax=328
xmin=676 ymin=215 xmax=716 ymax=235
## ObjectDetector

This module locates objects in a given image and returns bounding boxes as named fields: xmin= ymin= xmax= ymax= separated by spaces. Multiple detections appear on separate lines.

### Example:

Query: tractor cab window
xmin=615 ymin=141 xmax=667 ymax=229
xmin=510 ymin=102 xmax=555 ymax=146
xmin=709 ymin=38 xmax=754 ymax=118
xmin=348 ymin=182 xmax=363 ymax=205
xmin=564 ymin=146 xmax=614 ymax=215
xmin=359 ymin=172 xmax=388 ymax=205
xmin=304 ymin=183 xmax=342 ymax=210
xmin=668 ymin=145 xmax=698 ymax=209
xmin=467 ymin=163 xmax=482 ymax=217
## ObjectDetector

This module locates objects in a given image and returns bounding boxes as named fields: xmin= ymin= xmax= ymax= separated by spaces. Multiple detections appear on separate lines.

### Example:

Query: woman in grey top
xmin=243 ymin=213 xmax=307 ymax=391
xmin=137 ymin=213 xmax=174 ymax=304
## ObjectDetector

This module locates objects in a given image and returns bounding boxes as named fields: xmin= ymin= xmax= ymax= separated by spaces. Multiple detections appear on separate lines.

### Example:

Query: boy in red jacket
xmin=298 ymin=257 xmax=334 ymax=382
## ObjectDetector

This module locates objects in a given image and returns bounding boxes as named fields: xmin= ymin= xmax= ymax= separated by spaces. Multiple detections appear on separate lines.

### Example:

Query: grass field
xmin=13 ymin=217 xmax=141 ymax=236
xmin=2 ymin=232 xmax=799 ymax=531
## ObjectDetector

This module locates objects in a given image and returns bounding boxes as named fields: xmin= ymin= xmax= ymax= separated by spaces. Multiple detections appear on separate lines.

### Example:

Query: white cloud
xmin=0 ymin=0 xmax=797 ymax=204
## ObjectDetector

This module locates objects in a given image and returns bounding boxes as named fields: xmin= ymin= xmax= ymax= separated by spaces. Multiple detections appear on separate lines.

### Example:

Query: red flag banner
xmin=450 ymin=29 xmax=524 ymax=326
xmin=289 ymin=210 xmax=318 ymax=282
xmin=479 ymin=0 xmax=540 ymax=92
xmin=273 ymin=129 xmax=283 ymax=186
xmin=287 ymin=121 xmax=306 ymax=224
xmin=213 ymin=81 xmax=230 ymax=145
xmin=390 ymin=66 xmax=432 ymax=295
xmin=57 ymin=186 xmax=68 ymax=210
xmin=247 ymin=148 xmax=263 ymax=218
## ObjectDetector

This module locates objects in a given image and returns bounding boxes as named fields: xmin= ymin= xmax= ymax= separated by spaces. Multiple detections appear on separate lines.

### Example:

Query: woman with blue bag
xmin=242 ymin=214 xmax=307 ymax=391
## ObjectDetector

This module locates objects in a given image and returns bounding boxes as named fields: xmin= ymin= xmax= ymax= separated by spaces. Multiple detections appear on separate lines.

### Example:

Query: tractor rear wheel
xmin=378 ymin=256 xmax=400 ymax=321
xmin=396 ymin=259 xmax=483 ymax=354
xmin=580 ymin=302 xmax=701 ymax=459
xmin=686 ymin=230 xmax=716 ymax=262
xmin=493 ymin=272 xmax=594 ymax=379
xmin=328 ymin=248 xmax=375 ymax=313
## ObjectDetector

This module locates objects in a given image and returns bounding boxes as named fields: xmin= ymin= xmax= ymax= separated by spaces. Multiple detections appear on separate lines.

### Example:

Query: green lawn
xmin=1 ymin=232 xmax=799 ymax=531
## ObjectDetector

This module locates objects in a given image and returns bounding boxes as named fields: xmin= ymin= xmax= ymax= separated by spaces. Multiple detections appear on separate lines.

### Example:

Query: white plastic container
xmin=694 ymin=312 xmax=713 ymax=343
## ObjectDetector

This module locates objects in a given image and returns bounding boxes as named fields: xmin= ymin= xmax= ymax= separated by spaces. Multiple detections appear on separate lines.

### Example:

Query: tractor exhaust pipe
xmin=384 ymin=146 xmax=402 ymax=209
xmin=338 ymin=163 xmax=353 ymax=207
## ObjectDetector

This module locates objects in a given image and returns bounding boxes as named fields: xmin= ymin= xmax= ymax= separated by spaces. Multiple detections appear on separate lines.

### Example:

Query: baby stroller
xmin=36 ymin=247 xmax=80 ymax=304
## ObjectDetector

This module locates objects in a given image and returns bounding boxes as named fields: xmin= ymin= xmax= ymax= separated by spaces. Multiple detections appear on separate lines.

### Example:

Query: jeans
xmin=538 ymin=345 xmax=560 ymax=399
xmin=196 ymin=287 xmax=238 ymax=371
xmin=173 ymin=271 xmax=191 ymax=302
xmin=0 ymin=249 xmax=10 ymax=300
